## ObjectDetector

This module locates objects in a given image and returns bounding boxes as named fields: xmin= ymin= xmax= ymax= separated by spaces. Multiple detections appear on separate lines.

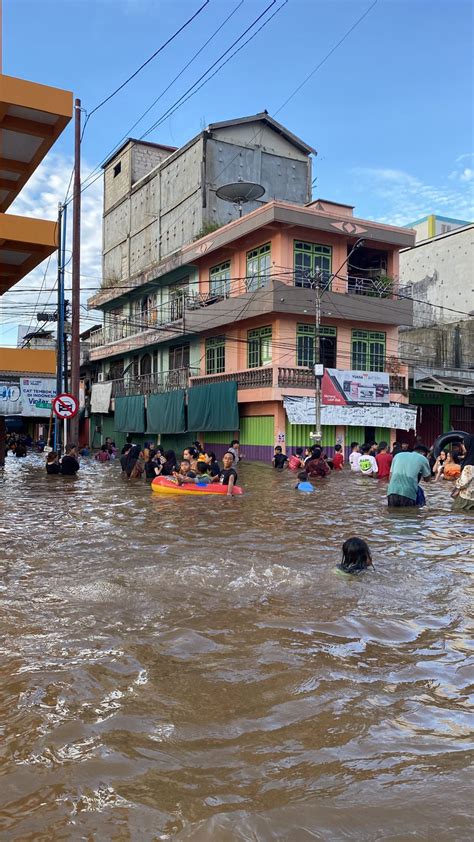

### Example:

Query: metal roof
xmin=207 ymin=112 xmax=316 ymax=156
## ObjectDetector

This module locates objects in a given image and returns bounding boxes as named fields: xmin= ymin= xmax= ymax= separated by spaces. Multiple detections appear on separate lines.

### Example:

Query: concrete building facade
xmin=399 ymin=224 xmax=474 ymax=440
xmin=89 ymin=117 xmax=417 ymax=458
xmin=102 ymin=113 xmax=315 ymax=288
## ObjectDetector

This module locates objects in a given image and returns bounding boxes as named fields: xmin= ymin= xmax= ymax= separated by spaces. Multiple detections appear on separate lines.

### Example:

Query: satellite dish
xmin=216 ymin=179 xmax=265 ymax=217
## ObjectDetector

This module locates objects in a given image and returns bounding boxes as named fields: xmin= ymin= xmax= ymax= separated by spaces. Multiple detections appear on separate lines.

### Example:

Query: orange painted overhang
xmin=0 ymin=212 xmax=58 ymax=294
xmin=0 ymin=73 xmax=73 ymax=211
xmin=0 ymin=347 xmax=56 ymax=375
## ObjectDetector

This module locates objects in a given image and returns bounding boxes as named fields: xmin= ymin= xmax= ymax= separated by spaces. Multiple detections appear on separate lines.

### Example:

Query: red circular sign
xmin=52 ymin=392 xmax=79 ymax=420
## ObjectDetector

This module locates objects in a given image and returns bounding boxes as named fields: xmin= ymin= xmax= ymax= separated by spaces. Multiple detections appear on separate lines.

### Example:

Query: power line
xmin=87 ymin=1 xmax=211 ymax=119
xmin=77 ymin=0 xmax=244 ymax=197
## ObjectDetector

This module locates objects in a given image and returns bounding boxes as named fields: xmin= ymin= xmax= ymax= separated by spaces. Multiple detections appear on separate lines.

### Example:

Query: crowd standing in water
xmin=5 ymin=427 xmax=471 ymax=512
xmin=273 ymin=435 xmax=474 ymax=512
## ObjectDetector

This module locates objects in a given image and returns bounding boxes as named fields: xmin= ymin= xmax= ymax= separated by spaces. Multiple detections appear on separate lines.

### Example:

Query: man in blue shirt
xmin=387 ymin=444 xmax=431 ymax=507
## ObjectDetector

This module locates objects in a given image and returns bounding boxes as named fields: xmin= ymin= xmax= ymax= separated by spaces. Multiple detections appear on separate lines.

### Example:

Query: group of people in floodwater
xmin=117 ymin=437 xmax=241 ymax=496
xmin=272 ymin=436 xmax=474 ymax=512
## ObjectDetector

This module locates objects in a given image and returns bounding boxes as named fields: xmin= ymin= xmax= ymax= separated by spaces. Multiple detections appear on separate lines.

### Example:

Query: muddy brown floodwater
xmin=0 ymin=454 xmax=473 ymax=840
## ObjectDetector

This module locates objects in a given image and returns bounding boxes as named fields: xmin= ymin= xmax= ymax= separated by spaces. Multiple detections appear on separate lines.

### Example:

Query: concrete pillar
xmin=274 ymin=402 xmax=287 ymax=452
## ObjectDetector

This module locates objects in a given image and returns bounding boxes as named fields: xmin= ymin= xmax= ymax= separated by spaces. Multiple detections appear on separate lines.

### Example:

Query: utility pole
xmin=54 ymin=204 xmax=64 ymax=451
xmin=70 ymin=97 xmax=81 ymax=443
xmin=313 ymin=269 xmax=324 ymax=444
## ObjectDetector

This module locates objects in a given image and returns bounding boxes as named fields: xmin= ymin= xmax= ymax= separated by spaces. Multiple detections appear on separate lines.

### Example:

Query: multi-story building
xmin=408 ymin=213 xmax=471 ymax=242
xmin=399 ymin=224 xmax=474 ymax=441
xmin=89 ymin=117 xmax=416 ymax=458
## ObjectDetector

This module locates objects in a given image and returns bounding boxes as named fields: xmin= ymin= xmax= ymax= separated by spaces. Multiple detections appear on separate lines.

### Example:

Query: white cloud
xmin=351 ymin=163 xmax=474 ymax=227
xmin=0 ymin=153 xmax=103 ymax=345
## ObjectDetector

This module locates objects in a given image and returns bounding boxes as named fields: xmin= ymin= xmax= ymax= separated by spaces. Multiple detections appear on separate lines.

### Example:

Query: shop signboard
xmin=0 ymin=378 xmax=56 ymax=417
xmin=322 ymin=369 xmax=390 ymax=406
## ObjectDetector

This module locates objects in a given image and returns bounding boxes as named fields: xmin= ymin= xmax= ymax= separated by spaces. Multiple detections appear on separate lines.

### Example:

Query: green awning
xmin=114 ymin=395 xmax=145 ymax=433
xmin=146 ymin=390 xmax=186 ymax=434
xmin=187 ymin=381 xmax=239 ymax=432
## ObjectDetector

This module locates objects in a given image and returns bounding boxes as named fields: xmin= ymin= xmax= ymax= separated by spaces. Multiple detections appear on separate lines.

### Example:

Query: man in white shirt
xmin=349 ymin=442 xmax=361 ymax=472
xmin=358 ymin=443 xmax=379 ymax=477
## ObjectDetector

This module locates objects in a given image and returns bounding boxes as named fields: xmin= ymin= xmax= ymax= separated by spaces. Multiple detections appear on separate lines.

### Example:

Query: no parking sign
xmin=52 ymin=393 xmax=79 ymax=420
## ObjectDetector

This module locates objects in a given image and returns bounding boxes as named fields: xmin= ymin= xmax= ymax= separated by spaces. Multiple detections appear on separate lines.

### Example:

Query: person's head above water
xmin=350 ymin=442 xmax=359 ymax=452
xmin=414 ymin=444 xmax=429 ymax=456
xmin=196 ymin=461 xmax=209 ymax=475
xmin=222 ymin=452 xmax=234 ymax=469
xmin=377 ymin=441 xmax=388 ymax=453
xmin=274 ymin=445 xmax=283 ymax=453
xmin=297 ymin=471 xmax=308 ymax=482
xmin=339 ymin=537 xmax=373 ymax=574
xmin=360 ymin=443 xmax=371 ymax=455
xmin=310 ymin=446 xmax=322 ymax=459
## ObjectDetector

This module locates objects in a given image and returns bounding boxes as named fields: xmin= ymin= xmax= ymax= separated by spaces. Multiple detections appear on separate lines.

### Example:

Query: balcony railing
xmin=111 ymin=367 xmax=199 ymax=397
xmin=191 ymin=367 xmax=273 ymax=389
xmin=347 ymin=275 xmax=397 ymax=298
xmin=277 ymin=367 xmax=315 ymax=388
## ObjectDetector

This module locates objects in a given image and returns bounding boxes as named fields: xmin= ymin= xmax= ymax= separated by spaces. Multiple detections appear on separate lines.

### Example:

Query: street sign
xmin=52 ymin=393 xmax=79 ymax=420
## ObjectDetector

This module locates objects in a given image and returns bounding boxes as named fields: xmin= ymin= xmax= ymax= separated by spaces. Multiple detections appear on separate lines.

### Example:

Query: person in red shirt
xmin=375 ymin=441 xmax=393 ymax=479
xmin=332 ymin=443 xmax=344 ymax=470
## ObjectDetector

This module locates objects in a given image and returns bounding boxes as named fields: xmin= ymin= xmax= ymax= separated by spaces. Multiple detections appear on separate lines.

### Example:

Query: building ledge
xmin=0 ymin=213 xmax=58 ymax=294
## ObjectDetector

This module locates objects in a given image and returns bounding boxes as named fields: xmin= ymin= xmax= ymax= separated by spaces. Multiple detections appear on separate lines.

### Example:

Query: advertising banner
xmin=322 ymin=369 xmax=390 ymax=406
xmin=283 ymin=396 xmax=417 ymax=432
xmin=0 ymin=378 xmax=56 ymax=417
xmin=20 ymin=378 xmax=56 ymax=417
xmin=0 ymin=380 xmax=22 ymax=415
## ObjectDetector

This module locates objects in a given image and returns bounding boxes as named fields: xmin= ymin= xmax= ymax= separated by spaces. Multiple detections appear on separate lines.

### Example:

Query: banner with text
xmin=0 ymin=378 xmax=56 ymax=417
xmin=322 ymin=369 xmax=390 ymax=406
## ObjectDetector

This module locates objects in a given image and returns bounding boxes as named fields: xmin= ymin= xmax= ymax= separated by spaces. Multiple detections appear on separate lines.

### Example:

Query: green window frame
xmin=209 ymin=261 xmax=231 ymax=297
xmin=351 ymin=330 xmax=386 ymax=372
xmin=246 ymin=243 xmax=271 ymax=291
xmin=247 ymin=326 xmax=272 ymax=368
xmin=294 ymin=241 xmax=332 ymax=289
xmin=296 ymin=324 xmax=337 ymax=368
xmin=205 ymin=336 xmax=225 ymax=375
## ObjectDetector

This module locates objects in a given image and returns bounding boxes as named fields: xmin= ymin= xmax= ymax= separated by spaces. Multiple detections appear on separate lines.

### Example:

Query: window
xmin=113 ymin=161 xmax=121 ymax=178
xmin=169 ymin=343 xmax=190 ymax=371
xmin=351 ymin=330 xmax=386 ymax=372
xmin=209 ymin=262 xmax=231 ymax=297
xmin=140 ymin=353 xmax=152 ymax=376
xmin=169 ymin=279 xmax=188 ymax=321
xmin=247 ymin=326 xmax=272 ymax=368
xmin=296 ymin=324 xmax=337 ymax=368
xmin=294 ymin=241 xmax=332 ymax=288
xmin=246 ymin=243 xmax=271 ymax=291
xmin=206 ymin=336 xmax=225 ymax=374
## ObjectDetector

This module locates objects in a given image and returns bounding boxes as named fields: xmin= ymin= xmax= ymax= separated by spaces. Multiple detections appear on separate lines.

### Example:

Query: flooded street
xmin=1 ymin=455 xmax=473 ymax=840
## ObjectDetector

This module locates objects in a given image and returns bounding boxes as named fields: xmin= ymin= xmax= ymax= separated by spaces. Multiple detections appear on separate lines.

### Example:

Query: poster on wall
xmin=0 ymin=381 xmax=22 ymax=415
xmin=283 ymin=396 xmax=417 ymax=432
xmin=20 ymin=378 xmax=56 ymax=417
xmin=322 ymin=369 xmax=390 ymax=406
xmin=0 ymin=378 xmax=56 ymax=417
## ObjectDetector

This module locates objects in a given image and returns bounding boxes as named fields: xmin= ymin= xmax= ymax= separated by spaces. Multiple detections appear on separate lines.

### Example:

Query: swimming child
xmin=295 ymin=471 xmax=314 ymax=493
xmin=337 ymin=537 xmax=373 ymax=574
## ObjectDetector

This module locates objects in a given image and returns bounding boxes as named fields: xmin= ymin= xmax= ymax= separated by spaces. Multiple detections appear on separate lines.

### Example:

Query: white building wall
xmin=399 ymin=225 xmax=474 ymax=327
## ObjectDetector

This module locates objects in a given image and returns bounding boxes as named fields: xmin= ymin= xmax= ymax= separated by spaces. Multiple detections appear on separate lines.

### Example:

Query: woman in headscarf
xmin=124 ymin=445 xmax=141 ymax=479
xmin=451 ymin=436 xmax=474 ymax=511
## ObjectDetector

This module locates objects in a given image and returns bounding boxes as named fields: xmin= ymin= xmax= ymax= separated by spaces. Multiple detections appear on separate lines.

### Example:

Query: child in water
xmin=337 ymin=537 xmax=373 ymax=574
xmin=295 ymin=471 xmax=314 ymax=493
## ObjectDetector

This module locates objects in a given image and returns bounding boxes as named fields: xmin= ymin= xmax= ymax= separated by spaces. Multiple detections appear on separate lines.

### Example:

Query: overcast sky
xmin=1 ymin=0 xmax=473 ymax=344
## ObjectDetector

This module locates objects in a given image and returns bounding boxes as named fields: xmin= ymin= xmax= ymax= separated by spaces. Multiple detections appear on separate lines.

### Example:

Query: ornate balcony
xmin=111 ymin=367 xmax=199 ymax=397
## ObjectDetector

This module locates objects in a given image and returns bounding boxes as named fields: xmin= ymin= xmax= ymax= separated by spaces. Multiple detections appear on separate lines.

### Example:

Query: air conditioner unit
xmin=97 ymin=372 xmax=105 ymax=382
